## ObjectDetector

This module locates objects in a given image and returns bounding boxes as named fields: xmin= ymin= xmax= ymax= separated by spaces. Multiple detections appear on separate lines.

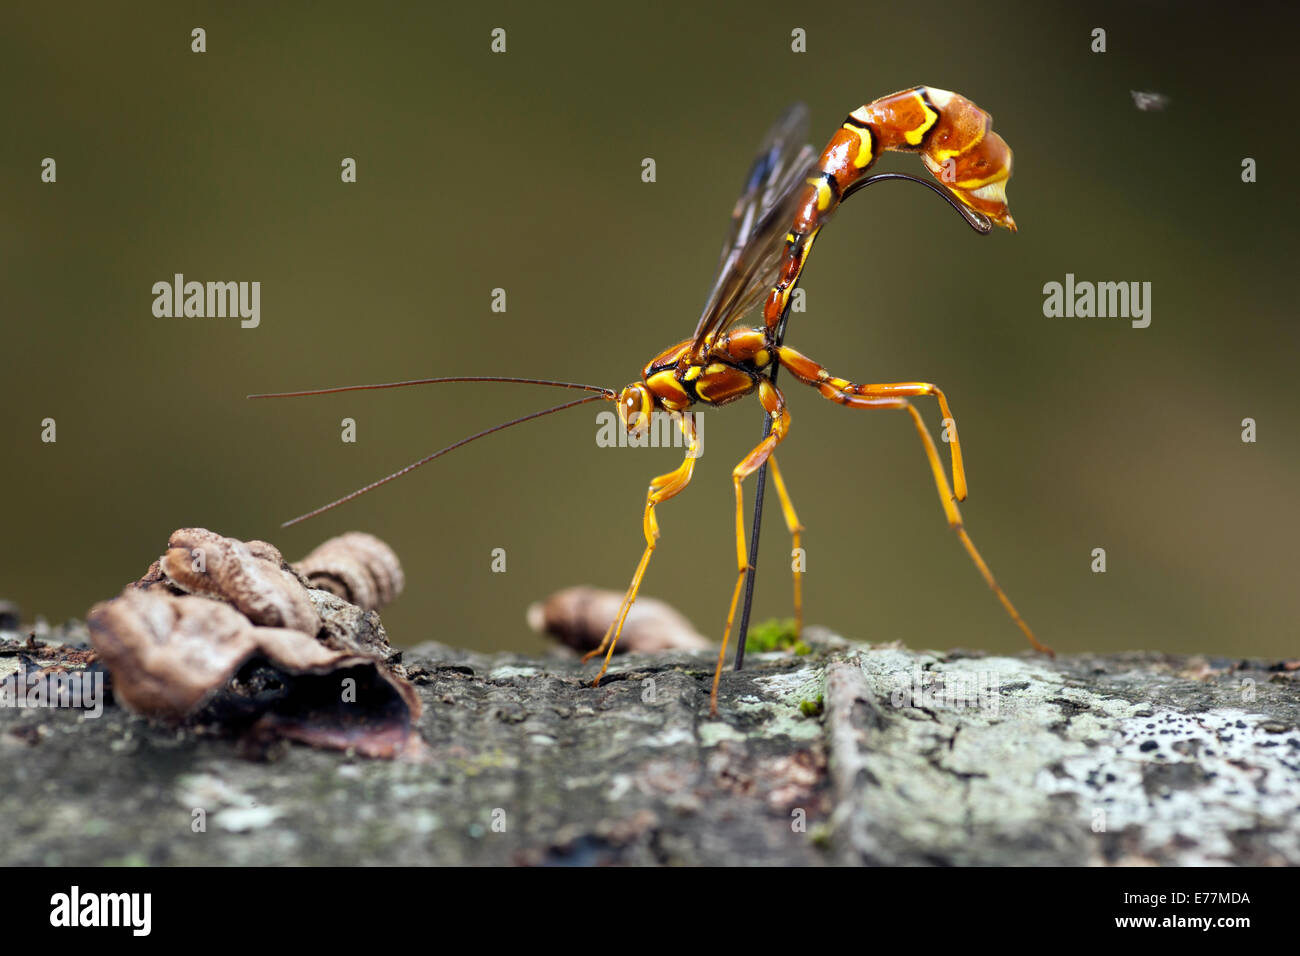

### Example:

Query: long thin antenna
xmin=277 ymin=392 xmax=609 ymax=527
xmin=248 ymin=376 xmax=613 ymax=400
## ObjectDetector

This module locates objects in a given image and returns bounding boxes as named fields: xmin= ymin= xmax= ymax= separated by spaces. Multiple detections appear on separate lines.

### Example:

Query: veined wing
xmin=715 ymin=103 xmax=810 ymax=272
xmin=689 ymin=104 xmax=816 ymax=355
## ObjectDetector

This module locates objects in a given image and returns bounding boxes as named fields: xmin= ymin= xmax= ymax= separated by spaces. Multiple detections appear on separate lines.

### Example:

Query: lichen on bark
xmin=1 ymin=622 xmax=1297 ymax=865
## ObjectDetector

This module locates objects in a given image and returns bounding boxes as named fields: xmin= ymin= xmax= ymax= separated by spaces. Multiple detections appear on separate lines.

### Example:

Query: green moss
xmin=448 ymin=748 xmax=512 ymax=777
xmin=799 ymin=695 xmax=824 ymax=718
xmin=809 ymin=823 xmax=833 ymax=850
xmin=746 ymin=618 xmax=811 ymax=656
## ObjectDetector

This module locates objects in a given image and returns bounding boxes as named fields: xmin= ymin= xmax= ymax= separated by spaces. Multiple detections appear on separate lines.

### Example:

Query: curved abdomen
xmin=764 ymin=87 xmax=1017 ymax=333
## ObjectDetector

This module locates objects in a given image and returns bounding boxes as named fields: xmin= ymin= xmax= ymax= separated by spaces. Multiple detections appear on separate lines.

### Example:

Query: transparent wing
xmin=689 ymin=104 xmax=816 ymax=353
xmin=716 ymin=103 xmax=810 ymax=271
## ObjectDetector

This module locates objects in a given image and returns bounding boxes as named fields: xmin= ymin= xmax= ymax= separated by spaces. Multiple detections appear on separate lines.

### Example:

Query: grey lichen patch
xmin=175 ymin=771 xmax=261 ymax=811
xmin=825 ymin=649 xmax=1300 ymax=865
xmin=751 ymin=663 xmax=824 ymax=710
xmin=697 ymin=720 xmax=748 ymax=746
xmin=1038 ymin=708 xmax=1300 ymax=864
xmin=214 ymin=805 xmax=286 ymax=833
xmin=712 ymin=661 xmax=828 ymax=741
xmin=488 ymin=665 xmax=541 ymax=680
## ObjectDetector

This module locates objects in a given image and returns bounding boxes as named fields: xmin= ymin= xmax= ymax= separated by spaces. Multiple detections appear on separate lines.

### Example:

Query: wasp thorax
xmin=616 ymin=383 xmax=654 ymax=433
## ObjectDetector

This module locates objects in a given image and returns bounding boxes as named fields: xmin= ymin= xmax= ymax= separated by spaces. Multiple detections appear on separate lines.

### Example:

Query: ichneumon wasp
xmin=251 ymin=87 xmax=1051 ymax=716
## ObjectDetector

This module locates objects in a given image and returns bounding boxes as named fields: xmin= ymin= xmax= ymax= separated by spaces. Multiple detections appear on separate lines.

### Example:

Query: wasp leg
xmin=766 ymin=454 xmax=805 ymax=641
xmin=776 ymin=347 xmax=968 ymax=500
xmin=777 ymin=347 xmax=1052 ymax=656
xmin=711 ymin=380 xmax=792 ymax=716
xmin=584 ymin=414 xmax=699 ymax=687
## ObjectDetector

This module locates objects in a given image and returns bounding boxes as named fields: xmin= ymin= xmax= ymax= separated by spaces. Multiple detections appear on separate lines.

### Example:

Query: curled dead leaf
xmin=527 ymin=586 xmax=711 ymax=655
xmin=88 ymin=588 xmax=336 ymax=717
xmin=160 ymin=528 xmax=320 ymax=634
xmin=293 ymin=532 xmax=404 ymax=611
xmin=87 ymin=527 xmax=420 ymax=758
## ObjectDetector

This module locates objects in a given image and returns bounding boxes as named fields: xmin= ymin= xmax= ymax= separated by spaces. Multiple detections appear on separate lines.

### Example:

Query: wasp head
xmin=616 ymin=382 xmax=654 ymax=434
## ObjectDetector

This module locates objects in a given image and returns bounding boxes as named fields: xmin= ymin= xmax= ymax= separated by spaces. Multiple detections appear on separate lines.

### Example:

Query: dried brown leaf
xmin=527 ymin=586 xmax=711 ymax=654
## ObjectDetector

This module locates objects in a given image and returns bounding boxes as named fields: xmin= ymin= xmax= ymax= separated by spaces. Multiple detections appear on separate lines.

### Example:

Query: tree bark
xmin=2 ymin=626 xmax=1297 ymax=865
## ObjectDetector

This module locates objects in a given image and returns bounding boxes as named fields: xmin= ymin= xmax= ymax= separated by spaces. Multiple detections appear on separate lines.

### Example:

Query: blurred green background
xmin=4 ymin=1 xmax=1297 ymax=659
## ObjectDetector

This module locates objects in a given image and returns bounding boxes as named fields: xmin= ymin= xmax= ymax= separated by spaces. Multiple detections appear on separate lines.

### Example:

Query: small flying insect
xmin=251 ymin=88 xmax=1052 ymax=716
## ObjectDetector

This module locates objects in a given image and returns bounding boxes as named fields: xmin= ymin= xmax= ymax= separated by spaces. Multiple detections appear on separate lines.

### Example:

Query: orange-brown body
xmin=591 ymin=88 xmax=1045 ymax=717
xmin=259 ymin=88 xmax=1039 ymax=722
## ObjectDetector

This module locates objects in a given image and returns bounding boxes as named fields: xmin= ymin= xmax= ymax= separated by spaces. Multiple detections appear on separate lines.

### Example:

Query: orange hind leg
xmin=777 ymin=345 xmax=1052 ymax=656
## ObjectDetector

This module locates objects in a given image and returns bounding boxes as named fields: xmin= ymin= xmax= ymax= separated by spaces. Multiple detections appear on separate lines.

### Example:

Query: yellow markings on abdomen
xmin=904 ymin=90 xmax=940 ymax=147
xmin=770 ymin=227 xmax=820 ymax=314
xmin=795 ymin=228 xmax=818 ymax=268
xmin=842 ymin=122 xmax=874 ymax=168
xmin=806 ymin=175 xmax=834 ymax=212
